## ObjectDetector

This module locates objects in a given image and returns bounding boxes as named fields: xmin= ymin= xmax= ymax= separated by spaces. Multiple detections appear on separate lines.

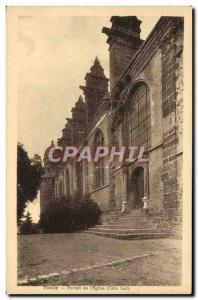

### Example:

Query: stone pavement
xmin=18 ymin=233 xmax=181 ymax=286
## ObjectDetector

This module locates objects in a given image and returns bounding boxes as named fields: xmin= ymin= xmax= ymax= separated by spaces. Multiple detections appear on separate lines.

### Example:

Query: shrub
xmin=39 ymin=194 xmax=102 ymax=233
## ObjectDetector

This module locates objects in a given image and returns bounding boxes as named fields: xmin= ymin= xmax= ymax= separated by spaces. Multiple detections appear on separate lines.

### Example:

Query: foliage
xmin=39 ymin=194 xmax=102 ymax=233
xmin=20 ymin=212 xmax=39 ymax=234
xmin=17 ymin=143 xmax=44 ymax=223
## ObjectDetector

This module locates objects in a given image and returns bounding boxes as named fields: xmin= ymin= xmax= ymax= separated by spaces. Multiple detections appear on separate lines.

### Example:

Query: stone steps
xmin=85 ymin=230 xmax=170 ymax=240
xmin=115 ymin=216 xmax=147 ymax=222
xmin=119 ymin=212 xmax=145 ymax=216
xmin=106 ymin=215 xmax=158 ymax=229
xmin=88 ymin=227 xmax=163 ymax=234
xmin=95 ymin=224 xmax=154 ymax=229
xmin=106 ymin=209 xmax=143 ymax=217
xmin=85 ymin=209 xmax=171 ymax=240
xmin=94 ymin=221 xmax=158 ymax=232
xmin=105 ymin=222 xmax=157 ymax=229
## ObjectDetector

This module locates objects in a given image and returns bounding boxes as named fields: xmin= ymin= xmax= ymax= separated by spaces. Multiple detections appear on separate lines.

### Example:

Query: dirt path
xmin=18 ymin=233 xmax=181 ymax=286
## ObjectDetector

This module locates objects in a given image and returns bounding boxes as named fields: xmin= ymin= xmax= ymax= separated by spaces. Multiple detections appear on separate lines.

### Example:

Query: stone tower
xmin=60 ymin=95 xmax=86 ymax=147
xmin=102 ymin=16 xmax=143 ymax=90
xmin=40 ymin=141 xmax=57 ymax=216
xmin=80 ymin=57 xmax=109 ymax=125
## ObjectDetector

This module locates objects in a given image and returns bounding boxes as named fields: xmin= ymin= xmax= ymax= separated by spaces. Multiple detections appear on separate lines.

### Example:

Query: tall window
xmin=76 ymin=161 xmax=83 ymax=195
xmin=94 ymin=130 xmax=105 ymax=188
xmin=128 ymin=83 xmax=151 ymax=149
xmin=66 ymin=169 xmax=70 ymax=197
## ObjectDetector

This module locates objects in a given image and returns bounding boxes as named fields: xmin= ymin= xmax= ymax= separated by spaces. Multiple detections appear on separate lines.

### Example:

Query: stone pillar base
xmin=121 ymin=201 xmax=130 ymax=213
xmin=142 ymin=196 xmax=149 ymax=208
xmin=142 ymin=196 xmax=149 ymax=217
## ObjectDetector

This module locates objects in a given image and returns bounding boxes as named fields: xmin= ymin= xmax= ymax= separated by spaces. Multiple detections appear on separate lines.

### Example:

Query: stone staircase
xmin=85 ymin=209 xmax=171 ymax=240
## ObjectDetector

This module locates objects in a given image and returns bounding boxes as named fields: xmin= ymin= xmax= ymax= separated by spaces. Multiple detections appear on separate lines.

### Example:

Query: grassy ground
xmin=18 ymin=233 xmax=181 ymax=286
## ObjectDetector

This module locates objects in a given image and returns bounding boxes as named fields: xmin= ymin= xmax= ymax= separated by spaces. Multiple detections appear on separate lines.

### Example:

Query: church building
xmin=40 ymin=16 xmax=183 ymax=219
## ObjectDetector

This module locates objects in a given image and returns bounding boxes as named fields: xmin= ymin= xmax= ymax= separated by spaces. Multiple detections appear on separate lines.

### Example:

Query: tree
xmin=20 ymin=212 xmax=33 ymax=234
xmin=17 ymin=143 xmax=43 ymax=223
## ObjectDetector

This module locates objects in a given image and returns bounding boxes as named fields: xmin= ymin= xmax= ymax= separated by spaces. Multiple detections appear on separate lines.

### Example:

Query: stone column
xmin=144 ymin=164 xmax=149 ymax=199
xmin=121 ymin=166 xmax=129 ymax=213
xmin=108 ymin=108 xmax=116 ymax=211
xmin=142 ymin=164 xmax=149 ymax=210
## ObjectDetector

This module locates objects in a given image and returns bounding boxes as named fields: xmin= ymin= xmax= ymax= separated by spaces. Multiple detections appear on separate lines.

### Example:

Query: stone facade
xmin=40 ymin=16 xmax=184 ymax=218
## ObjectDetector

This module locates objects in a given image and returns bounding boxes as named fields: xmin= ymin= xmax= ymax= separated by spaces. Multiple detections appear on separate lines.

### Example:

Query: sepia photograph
xmin=6 ymin=6 xmax=192 ymax=294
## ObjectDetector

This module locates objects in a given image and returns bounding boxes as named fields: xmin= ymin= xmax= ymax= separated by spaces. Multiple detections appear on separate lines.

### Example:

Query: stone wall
xmin=112 ymin=49 xmax=164 ymax=211
xmin=132 ymin=50 xmax=163 ymax=210
xmin=175 ymin=25 xmax=184 ymax=208
xmin=109 ymin=18 xmax=183 ymax=214
xmin=161 ymin=18 xmax=183 ymax=210
xmin=89 ymin=185 xmax=109 ymax=212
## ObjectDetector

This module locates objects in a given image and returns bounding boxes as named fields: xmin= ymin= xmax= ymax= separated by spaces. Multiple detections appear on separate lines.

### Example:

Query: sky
xmin=18 ymin=14 xmax=159 ymax=222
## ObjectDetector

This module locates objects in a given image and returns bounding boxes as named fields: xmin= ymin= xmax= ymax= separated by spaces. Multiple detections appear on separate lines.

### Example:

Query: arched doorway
xmin=131 ymin=167 xmax=144 ymax=209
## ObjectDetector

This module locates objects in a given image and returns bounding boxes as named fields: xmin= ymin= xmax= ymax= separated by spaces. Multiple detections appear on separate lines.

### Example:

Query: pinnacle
xmin=94 ymin=56 xmax=100 ymax=65
xmin=78 ymin=95 xmax=83 ymax=102
xmin=90 ymin=56 xmax=105 ymax=76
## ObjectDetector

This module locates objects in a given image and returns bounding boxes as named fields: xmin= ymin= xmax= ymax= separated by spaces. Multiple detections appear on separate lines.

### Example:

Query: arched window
xmin=128 ymin=83 xmax=151 ymax=148
xmin=94 ymin=129 xmax=105 ymax=189
xmin=76 ymin=161 xmax=83 ymax=196
xmin=66 ymin=169 xmax=70 ymax=197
